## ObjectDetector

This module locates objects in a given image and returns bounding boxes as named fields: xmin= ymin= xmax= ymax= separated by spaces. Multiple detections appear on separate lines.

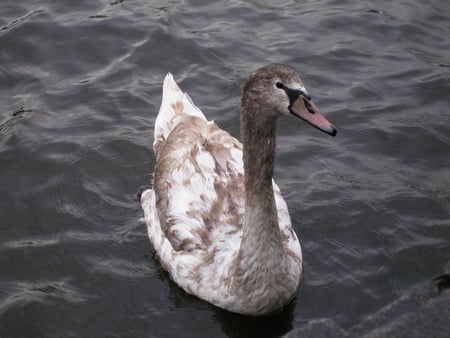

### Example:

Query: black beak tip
xmin=329 ymin=126 xmax=337 ymax=137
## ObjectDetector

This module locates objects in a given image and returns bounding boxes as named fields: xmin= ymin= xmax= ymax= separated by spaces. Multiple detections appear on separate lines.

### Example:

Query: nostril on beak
xmin=303 ymin=97 xmax=315 ymax=114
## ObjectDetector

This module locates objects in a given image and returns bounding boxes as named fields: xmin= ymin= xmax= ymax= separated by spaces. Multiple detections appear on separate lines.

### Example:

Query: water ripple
xmin=1 ymin=0 xmax=449 ymax=336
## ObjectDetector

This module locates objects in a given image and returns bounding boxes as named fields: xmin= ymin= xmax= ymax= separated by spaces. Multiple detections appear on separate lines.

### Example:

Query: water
xmin=1 ymin=0 xmax=449 ymax=337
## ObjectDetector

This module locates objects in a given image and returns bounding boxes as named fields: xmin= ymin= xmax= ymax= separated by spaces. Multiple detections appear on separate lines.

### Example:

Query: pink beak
xmin=290 ymin=95 xmax=337 ymax=136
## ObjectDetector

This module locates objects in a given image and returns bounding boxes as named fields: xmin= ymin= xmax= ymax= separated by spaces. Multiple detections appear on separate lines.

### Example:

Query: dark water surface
xmin=1 ymin=0 xmax=449 ymax=337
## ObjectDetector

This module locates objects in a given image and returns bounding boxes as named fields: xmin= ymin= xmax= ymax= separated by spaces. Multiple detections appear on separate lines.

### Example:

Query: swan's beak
xmin=290 ymin=96 xmax=337 ymax=136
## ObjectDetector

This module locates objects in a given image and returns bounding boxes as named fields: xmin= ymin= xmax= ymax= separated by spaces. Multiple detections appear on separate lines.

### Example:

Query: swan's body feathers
xmin=141 ymin=65 xmax=337 ymax=315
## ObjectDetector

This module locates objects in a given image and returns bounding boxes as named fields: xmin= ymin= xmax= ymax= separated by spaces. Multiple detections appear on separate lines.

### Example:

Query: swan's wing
xmin=153 ymin=73 xmax=206 ymax=152
xmin=153 ymin=117 xmax=244 ymax=252
xmin=273 ymin=182 xmax=303 ymax=265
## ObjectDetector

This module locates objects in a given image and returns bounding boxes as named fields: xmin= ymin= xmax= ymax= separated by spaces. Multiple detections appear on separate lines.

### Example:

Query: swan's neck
xmin=234 ymin=106 xmax=285 ymax=291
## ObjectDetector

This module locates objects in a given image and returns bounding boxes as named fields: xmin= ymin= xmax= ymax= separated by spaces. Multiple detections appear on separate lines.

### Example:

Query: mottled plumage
xmin=141 ymin=65 xmax=336 ymax=315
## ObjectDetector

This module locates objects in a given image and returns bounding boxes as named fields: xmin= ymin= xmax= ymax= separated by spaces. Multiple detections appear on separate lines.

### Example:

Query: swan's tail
xmin=153 ymin=73 xmax=206 ymax=150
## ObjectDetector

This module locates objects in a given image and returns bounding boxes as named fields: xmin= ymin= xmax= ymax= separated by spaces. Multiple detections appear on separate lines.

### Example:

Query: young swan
xmin=141 ymin=65 xmax=336 ymax=316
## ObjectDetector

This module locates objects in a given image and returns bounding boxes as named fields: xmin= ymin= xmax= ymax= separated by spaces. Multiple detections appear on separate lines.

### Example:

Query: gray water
xmin=1 ymin=1 xmax=449 ymax=337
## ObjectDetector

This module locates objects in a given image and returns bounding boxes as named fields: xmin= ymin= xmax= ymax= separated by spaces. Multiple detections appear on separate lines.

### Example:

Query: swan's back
xmin=150 ymin=74 xmax=246 ymax=252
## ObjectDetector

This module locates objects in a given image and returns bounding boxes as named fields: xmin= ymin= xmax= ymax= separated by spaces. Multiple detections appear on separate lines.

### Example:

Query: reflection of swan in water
xmin=141 ymin=65 xmax=336 ymax=315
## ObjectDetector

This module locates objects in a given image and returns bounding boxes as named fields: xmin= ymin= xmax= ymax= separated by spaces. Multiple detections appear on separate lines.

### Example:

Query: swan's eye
xmin=275 ymin=82 xmax=284 ymax=89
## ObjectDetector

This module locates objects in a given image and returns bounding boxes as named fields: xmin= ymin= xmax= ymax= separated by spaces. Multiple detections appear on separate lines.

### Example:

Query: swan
xmin=141 ymin=65 xmax=336 ymax=316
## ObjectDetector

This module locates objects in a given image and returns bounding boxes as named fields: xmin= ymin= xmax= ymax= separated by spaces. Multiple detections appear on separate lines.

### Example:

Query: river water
xmin=1 ymin=1 xmax=449 ymax=337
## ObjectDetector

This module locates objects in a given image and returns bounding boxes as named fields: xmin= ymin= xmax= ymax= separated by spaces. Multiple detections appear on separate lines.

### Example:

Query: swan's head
xmin=242 ymin=64 xmax=337 ymax=136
